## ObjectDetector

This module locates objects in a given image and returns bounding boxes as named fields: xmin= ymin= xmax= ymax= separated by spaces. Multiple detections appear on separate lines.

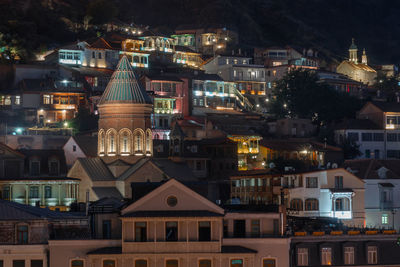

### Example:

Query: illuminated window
xmin=230 ymin=259 xmax=243 ymax=267
xmin=335 ymin=198 xmax=350 ymax=211
xmin=15 ymin=96 xmax=20 ymax=105
xmin=110 ymin=134 xmax=115 ymax=153
xmin=290 ymin=199 xmax=303 ymax=211
xmin=367 ymin=246 xmax=377 ymax=264
xmin=344 ymin=247 xmax=354 ymax=265
xmin=321 ymin=247 xmax=332 ymax=265
xmin=382 ymin=214 xmax=389 ymax=224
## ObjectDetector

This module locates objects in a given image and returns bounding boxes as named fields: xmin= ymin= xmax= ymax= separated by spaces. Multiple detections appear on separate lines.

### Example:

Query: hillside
xmin=1 ymin=0 xmax=400 ymax=65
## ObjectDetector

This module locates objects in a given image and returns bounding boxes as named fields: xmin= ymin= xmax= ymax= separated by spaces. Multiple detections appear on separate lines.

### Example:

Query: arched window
xmin=134 ymin=129 xmax=144 ymax=153
xmin=165 ymin=39 xmax=170 ymax=49
xmin=119 ymin=129 xmax=132 ymax=154
xmin=106 ymin=129 xmax=117 ymax=155
xmin=290 ymin=199 xmax=303 ymax=211
xmin=146 ymin=129 xmax=152 ymax=155
xmin=110 ymin=134 xmax=115 ymax=153
xmin=335 ymin=198 xmax=350 ymax=211
xmin=156 ymin=38 xmax=160 ymax=48
xmin=154 ymin=134 xmax=160 ymax=140
xmin=99 ymin=129 xmax=105 ymax=154
xmin=305 ymin=198 xmax=319 ymax=211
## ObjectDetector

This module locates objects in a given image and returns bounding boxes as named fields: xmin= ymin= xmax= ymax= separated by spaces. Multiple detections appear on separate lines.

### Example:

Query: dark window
xmin=306 ymin=177 xmax=318 ymax=188
xmin=387 ymin=133 xmax=397 ymax=142
xmin=263 ymin=259 xmax=276 ymax=267
xmin=102 ymin=220 xmax=111 ymax=239
xmin=335 ymin=198 xmax=350 ymax=211
xmin=72 ymin=145 xmax=77 ymax=152
xmin=361 ymin=133 xmax=373 ymax=141
xmin=29 ymin=186 xmax=39 ymax=198
xmin=251 ymin=220 xmax=260 ymax=237
xmin=71 ymin=260 xmax=84 ymax=267
xmin=166 ymin=221 xmax=178 ymax=241
xmin=3 ymin=186 xmax=10 ymax=200
xmin=347 ymin=132 xmax=359 ymax=141
xmin=44 ymin=186 xmax=52 ymax=198
xmin=166 ymin=260 xmax=178 ymax=267
xmin=375 ymin=150 xmax=380 ymax=159
xmin=103 ymin=260 xmax=115 ymax=267
xmin=13 ymin=260 xmax=25 ymax=267
xmin=198 ymin=221 xmax=211 ymax=241
xmin=135 ymin=260 xmax=147 ymax=267
xmin=31 ymin=260 xmax=43 ymax=267
xmin=199 ymin=260 xmax=211 ymax=267
xmin=335 ymin=176 xmax=343 ymax=189
xmin=30 ymin=161 xmax=40 ymax=176
xmin=365 ymin=149 xmax=371 ymax=158
xmin=16 ymin=225 xmax=28 ymax=244
xmin=135 ymin=222 xmax=147 ymax=242
xmin=49 ymin=161 xmax=59 ymax=175
xmin=223 ymin=220 xmax=228 ymax=237
xmin=0 ymin=260 xmax=2 ymax=267
xmin=373 ymin=133 xmax=384 ymax=141
xmin=92 ymin=51 xmax=95 ymax=58
xmin=233 ymin=220 xmax=246 ymax=238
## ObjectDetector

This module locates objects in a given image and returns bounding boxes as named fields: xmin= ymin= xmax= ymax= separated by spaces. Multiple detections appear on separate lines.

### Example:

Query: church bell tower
xmin=348 ymin=38 xmax=358 ymax=64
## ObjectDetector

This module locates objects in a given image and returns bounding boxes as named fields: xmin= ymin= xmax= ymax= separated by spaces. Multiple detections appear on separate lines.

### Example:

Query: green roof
xmin=349 ymin=38 xmax=357 ymax=50
xmin=99 ymin=55 xmax=152 ymax=105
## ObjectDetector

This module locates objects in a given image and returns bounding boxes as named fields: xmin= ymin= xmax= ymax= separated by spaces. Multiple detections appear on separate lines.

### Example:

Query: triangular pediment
xmin=121 ymin=179 xmax=224 ymax=216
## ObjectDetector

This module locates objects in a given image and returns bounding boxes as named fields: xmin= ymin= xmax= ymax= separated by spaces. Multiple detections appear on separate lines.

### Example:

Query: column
xmin=58 ymin=184 xmax=61 ymax=206
xmin=10 ymin=184 xmax=13 ymax=200
xmin=41 ymin=184 xmax=45 ymax=206
xmin=25 ymin=185 xmax=29 ymax=204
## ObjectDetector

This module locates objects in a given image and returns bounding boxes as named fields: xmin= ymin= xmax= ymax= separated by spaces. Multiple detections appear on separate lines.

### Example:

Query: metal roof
xmin=92 ymin=187 xmax=123 ymax=199
xmin=78 ymin=158 xmax=115 ymax=181
xmin=98 ymin=55 xmax=152 ymax=105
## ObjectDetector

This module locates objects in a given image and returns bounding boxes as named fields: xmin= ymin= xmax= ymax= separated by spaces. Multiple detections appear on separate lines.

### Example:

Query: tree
xmin=340 ymin=137 xmax=361 ymax=160
xmin=86 ymin=0 xmax=118 ymax=25
xmin=270 ymin=69 xmax=362 ymax=126
xmin=373 ymin=74 xmax=400 ymax=102
xmin=68 ymin=107 xmax=98 ymax=134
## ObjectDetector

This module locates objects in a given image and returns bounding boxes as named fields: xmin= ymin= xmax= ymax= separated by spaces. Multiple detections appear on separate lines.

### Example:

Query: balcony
xmin=122 ymin=240 xmax=220 ymax=253
xmin=45 ymin=198 xmax=58 ymax=206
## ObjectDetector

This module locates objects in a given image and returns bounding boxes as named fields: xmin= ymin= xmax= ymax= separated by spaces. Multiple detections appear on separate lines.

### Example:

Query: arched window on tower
xmin=146 ymin=129 xmax=152 ymax=156
xmin=98 ymin=129 xmax=105 ymax=155
xmin=106 ymin=129 xmax=117 ymax=155
xmin=134 ymin=129 xmax=144 ymax=154
xmin=119 ymin=129 xmax=132 ymax=155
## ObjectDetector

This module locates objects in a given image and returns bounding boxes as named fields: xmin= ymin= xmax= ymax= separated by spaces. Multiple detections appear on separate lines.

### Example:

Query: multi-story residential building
xmin=173 ymin=46 xmax=203 ymax=69
xmin=49 ymin=178 xmax=290 ymax=267
xmin=0 ymin=144 xmax=79 ymax=211
xmin=121 ymin=38 xmax=150 ymax=68
xmin=317 ymin=71 xmax=363 ymax=96
xmin=344 ymin=159 xmax=400 ymax=230
xmin=335 ymin=101 xmax=400 ymax=159
xmin=203 ymin=55 xmax=268 ymax=96
xmin=0 ymin=199 xmax=89 ymax=267
xmin=291 ymin=232 xmax=400 ymax=266
xmin=172 ymin=26 xmax=239 ymax=56
xmin=267 ymin=118 xmax=316 ymax=138
xmin=283 ymin=168 xmax=365 ymax=227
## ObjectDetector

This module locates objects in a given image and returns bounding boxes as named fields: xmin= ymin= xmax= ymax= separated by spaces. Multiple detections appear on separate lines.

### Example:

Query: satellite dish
xmin=269 ymin=162 xmax=276 ymax=169
xmin=332 ymin=163 xmax=338 ymax=169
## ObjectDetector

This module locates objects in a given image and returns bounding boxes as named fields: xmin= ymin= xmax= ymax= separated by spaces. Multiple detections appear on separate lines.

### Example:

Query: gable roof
xmin=121 ymin=179 xmax=224 ymax=216
xmin=344 ymin=159 xmax=400 ymax=179
xmin=92 ymin=187 xmax=123 ymax=199
xmin=368 ymin=101 xmax=400 ymax=113
xmin=72 ymin=136 xmax=98 ymax=157
xmin=0 ymin=142 xmax=25 ymax=158
xmin=117 ymin=157 xmax=151 ymax=181
xmin=88 ymin=37 xmax=115 ymax=50
xmin=77 ymin=158 xmax=114 ymax=181
xmin=98 ymin=55 xmax=152 ymax=105
xmin=0 ymin=199 xmax=85 ymax=220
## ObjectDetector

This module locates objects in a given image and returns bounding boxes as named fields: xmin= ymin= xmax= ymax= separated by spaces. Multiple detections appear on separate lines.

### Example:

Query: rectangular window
xmin=30 ymin=161 xmax=40 ymax=176
xmin=166 ymin=221 xmax=178 ymax=241
xmin=13 ymin=260 xmax=25 ymax=267
xmin=31 ymin=260 xmax=43 ymax=267
xmin=306 ymin=177 xmax=318 ymax=188
xmin=3 ymin=186 xmax=10 ymax=200
xmin=135 ymin=222 xmax=147 ymax=242
xmin=223 ymin=220 xmax=228 ymax=237
xmin=16 ymin=225 xmax=28 ymax=244
xmin=44 ymin=186 xmax=52 ymax=198
xmin=347 ymin=132 xmax=359 ymax=141
xmin=251 ymin=219 xmax=260 ymax=237
xmin=344 ymin=247 xmax=354 ymax=265
xmin=321 ymin=247 xmax=332 ymax=265
xmin=135 ymin=260 xmax=147 ymax=267
xmin=199 ymin=260 xmax=211 ymax=267
xmin=367 ymin=246 xmax=378 ymax=264
xmin=49 ymin=161 xmax=59 ymax=175
xmin=233 ymin=220 xmax=246 ymax=237
xmin=15 ymin=96 xmax=21 ymax=105
xmin=198 ymin=221 xmax=211 ymax=241
xmin=387 ymin=133 xmax=397 ymax=142
xmin=71 ymin=260 xmax=84 ymax=267
xmin=29 ymin=186 xmax=39 ymax=198
xmin=166 ymin=260 xmax=178 ymax=267
xmin=365 ymin=149 xmax=371 ymax=158
xmin=0 ymin=260 xmax=3 ymax=267
xmin=387 ymin=116 xmax=397 ymax=126
xmin=102 ymin=220 xmax=111 ymax=239
xmin=382 ymin=214 xmax=389 ymax=224
xmin=374 ymin=149 xmax=380 ymax=159
xmin=263 ymin=259 xmax=276 ymax=267
xmin=297 ymin=248 xmax=308 ymax=266
xmin=335 ymin=176 xmax=343 ymax=189
xmin=361 ymin=133 xmax=373 ymax=141
xmin=373 ymin=133 xmax=384 ymax=141
xmin=103 ymin=260 xmax=115 ymax=267
xmin=230 ymin=259 xmax=243 ymax=267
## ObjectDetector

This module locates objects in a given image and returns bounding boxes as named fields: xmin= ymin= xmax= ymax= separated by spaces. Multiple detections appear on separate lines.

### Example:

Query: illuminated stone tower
xmin=97 ymin=55 xmax=153 ymax=157
xmin=361 ymin=48 xmax=368 ymax=65
xmin=349 ymin=38 xmax=358 ymax=64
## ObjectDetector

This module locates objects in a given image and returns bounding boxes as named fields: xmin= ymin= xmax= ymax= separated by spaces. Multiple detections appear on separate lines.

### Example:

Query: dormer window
xmin=49 ymin=160 xmax=59 ymax=176
xmin=30 ymin=160 xmax=40 ymax=176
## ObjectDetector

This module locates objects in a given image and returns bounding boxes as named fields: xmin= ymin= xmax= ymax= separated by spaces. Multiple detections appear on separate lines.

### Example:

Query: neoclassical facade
xmin=97 ymin=55 xmax=153 ymax=157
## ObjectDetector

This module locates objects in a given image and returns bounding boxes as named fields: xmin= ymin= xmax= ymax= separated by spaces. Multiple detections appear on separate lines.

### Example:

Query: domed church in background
xmin=97 ymin=55 xmax=153 ymax=158
xmin=336 ymin=38 xmax=377 ymax=85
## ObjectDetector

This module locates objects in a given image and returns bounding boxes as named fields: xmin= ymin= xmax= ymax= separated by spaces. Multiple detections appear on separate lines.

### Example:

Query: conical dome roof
xmin=99 ymin=55 xmax=152 ymax=105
